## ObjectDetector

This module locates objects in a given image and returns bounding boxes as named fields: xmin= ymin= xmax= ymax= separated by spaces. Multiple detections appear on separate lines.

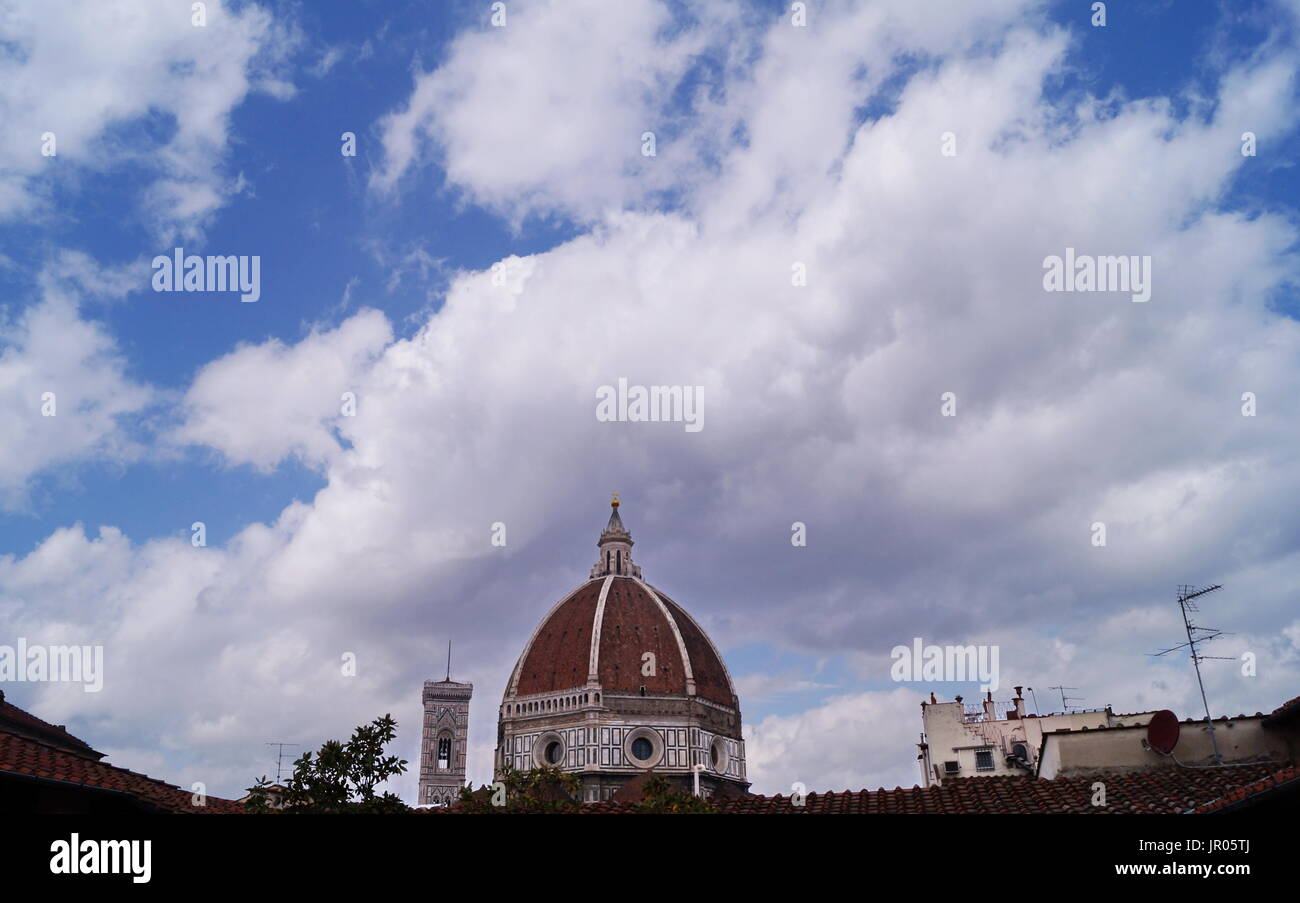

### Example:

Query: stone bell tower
xmin=418 ymin=643 xmax=472 ymax=807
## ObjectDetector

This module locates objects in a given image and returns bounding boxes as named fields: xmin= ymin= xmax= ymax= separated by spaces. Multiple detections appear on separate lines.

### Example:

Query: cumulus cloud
xmin=746 ymin=688 xmax=924 ymax=793
xmin=733 ymin=668 xmax=835 ymax=703
xmin=742 ymin=610 xmax=1300 ymax=795
xmin=0 ymin=272 xmax=152 ymax=511
xmin=0 ymin=0 xmax=297 ymax=235
xmin=170 ymin=310 xmax=393 ymax=471
xmin=6 ymin=0 xmax=1300 ymax=798
xmin=371 ymin=0 xmax=753 ymax=222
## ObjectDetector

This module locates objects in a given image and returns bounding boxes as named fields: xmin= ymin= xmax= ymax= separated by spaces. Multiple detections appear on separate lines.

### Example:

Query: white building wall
xmin=919 ymin=695 xmax=1156 ymax=786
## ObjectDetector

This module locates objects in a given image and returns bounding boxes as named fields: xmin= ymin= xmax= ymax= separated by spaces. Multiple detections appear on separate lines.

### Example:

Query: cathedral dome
xmin=505 ymin=498 xmax=737 ymax=707
xmin=497 ymin=497 xmax=747 ymax=801
xmin=508 ymin=574 xmax=737 ymax=707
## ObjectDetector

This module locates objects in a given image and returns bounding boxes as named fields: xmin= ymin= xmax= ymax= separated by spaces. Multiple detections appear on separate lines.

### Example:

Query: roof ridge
xmin=0 ymin=727 xmax=228 ymax=797
xmin=0 ymin=706 xmax=100 ymax=753
xmin=1187 ymin=763 xmax=1300 ymax=813
xmin=1 ymin=729 xmax=243 ymax=813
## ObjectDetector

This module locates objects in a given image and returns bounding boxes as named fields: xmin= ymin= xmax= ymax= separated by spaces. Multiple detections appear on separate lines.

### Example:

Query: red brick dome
xmin=496 ymin=500 xmax=748 ymax=800
xmin=508 ymin=576 xmax=737 ymax=707
xmin=504 ymin=499 xmax=738 ymax=709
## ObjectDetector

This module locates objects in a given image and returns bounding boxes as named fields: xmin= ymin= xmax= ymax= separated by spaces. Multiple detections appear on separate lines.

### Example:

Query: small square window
xmin=975 ymin=749 xmax=995 ymax=771
xmin=944 ymin=760 xmax=960 ymax=774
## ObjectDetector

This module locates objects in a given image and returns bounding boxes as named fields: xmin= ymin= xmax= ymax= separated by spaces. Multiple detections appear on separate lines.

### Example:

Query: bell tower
xmin=418 ymin=644 xmax=472 ymax=806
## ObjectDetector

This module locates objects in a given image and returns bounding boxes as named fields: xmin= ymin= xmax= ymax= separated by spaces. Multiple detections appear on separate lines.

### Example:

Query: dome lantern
xmin=591 ymin=493 xmax=640 ymax=579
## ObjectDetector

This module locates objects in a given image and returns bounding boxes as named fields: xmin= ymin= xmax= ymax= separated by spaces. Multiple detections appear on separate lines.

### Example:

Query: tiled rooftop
xmin=426 ymin=761 xmax=1296 ymax=814
xmin=0 ymin=693 xmax=244 ymax=814
xmin=0 ymin=691 xmax=102 ymax=758
xmin=0 ymin=728 xmax=243 ymax=813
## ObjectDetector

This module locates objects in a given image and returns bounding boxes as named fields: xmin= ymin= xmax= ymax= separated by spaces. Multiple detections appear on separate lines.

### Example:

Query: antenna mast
xmin=1046 ymin=685 xmax=1082 ymax=711
xmin=265 ymin=742 xmax=299 ymax=783
xmin=1150 ymin=583 xmax=1231 ymax=764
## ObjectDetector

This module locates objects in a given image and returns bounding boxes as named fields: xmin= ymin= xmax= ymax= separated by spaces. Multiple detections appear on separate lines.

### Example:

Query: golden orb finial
xmin=611 ymin=492 xmax=620 ymax=509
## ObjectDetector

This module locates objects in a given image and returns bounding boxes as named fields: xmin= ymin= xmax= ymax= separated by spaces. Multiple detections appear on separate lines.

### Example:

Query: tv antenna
xmin=1046 ymin=685 xmax=1082 ymax=711
xmin=1150 ymin=584 xmax=1232 ymax=763
xmin=265 ymin=742 xmax=300 ymax=783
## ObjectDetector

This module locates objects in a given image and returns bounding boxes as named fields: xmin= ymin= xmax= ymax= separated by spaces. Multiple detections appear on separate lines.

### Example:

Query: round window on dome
xmin=709 ymin=737 xmax=729 ymax=773
xmin=533 ymin=731 xmax=566 ymax=769
xmin=624 ymin=728 xmax=663 ymax=768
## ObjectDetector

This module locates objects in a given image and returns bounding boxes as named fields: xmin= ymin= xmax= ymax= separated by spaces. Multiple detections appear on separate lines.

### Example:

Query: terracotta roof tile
xmin=598 ymin=579 xmax=684 ymax=695
xmin=0 ymin=694 xmax=101 ymax=758
xmin=0 ymin=729 xmax=243 ymax=813
xmin=653 ymin=589 xmax=735 ymax=706
xmin=431 ymin=763 xmax=1295 ymax=814
xmin=516 ymin=580 xmax=603 ymax=696
xmin=1188 ymin=764 xmax=1300 ymax=813
xmin=513 ymin=577 xmax=737 ymax=706
xmin=1264 ymin=694 xmax=1300 ymax=725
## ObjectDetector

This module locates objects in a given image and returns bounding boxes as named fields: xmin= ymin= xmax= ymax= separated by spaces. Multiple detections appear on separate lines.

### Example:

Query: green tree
xmin=243 ymin=775 xmax=274 ymax=813
xmin=635 ymin=774 xmax=714 ymax=814
xmin=457 ymin=765 xmax=580 ymax=813
xmin=247 ymin=714 xmax=410 ymax=813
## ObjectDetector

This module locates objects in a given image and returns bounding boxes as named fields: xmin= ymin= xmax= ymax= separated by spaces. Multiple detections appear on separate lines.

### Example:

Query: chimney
xmin=1013 ymin=686 xmax=1026 ymax=719
xmin=983 ymin=690 xmax=996 ymax=720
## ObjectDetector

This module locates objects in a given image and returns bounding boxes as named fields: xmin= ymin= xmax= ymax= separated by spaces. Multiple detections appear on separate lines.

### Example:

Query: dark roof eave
xmin=0 ymin=767 xmax=169 ymax=813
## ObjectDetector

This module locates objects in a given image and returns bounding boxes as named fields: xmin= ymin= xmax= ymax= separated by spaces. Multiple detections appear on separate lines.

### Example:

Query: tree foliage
xmin=457 ymin=765 xmax=580 ymax=813
xmin=243 ymin=775 xmax=275 ymax=813
xmin=245 ymin=714 xmax=410 ymax=813
xmin=635 ymin=774 xmax=714 ymax=814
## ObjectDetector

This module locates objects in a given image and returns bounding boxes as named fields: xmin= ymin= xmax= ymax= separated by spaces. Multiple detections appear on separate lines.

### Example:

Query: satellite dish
xmin=1147 ymin=709 xmax=1180 ymax=754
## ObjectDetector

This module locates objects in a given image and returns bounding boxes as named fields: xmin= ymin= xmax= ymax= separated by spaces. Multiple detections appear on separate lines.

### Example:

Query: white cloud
xmin=0 ymin=282 xmax=152 ymax=511
xmin=734 ymin=670 xmax=835 ymax=703
xmin=170 ymin=310 xmax=393 ymax=472
xmin=371 ymin=0 xmax=750 ymax=222
xmin=746 ymin=689 xmax=923 ymax=794
xmin=0 ymin=0 xmax=297 ymax=236
xmin=6 ymin=0 xmax=1300 ymax=800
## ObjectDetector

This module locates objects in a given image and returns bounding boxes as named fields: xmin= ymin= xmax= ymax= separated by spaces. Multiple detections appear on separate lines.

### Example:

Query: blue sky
xmin=2 ymin=0 xmax=1299 ymax=798
xmin=5 ymin=0 xmax=1295 ymax=550
xmin=2 ymin=1 xmax=587 ymax=550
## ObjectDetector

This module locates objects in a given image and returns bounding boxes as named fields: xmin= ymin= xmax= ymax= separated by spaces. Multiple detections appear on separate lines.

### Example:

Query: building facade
xmin=917 ymin=688 xmax=1156 ymax=786
xmin=495 ymin=498 xmax=748 ymax=802
xmin=418 ymin=676 xmax=472 ymax=806
xmin=1036 ymin=708 xmax=1299 ymax=779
